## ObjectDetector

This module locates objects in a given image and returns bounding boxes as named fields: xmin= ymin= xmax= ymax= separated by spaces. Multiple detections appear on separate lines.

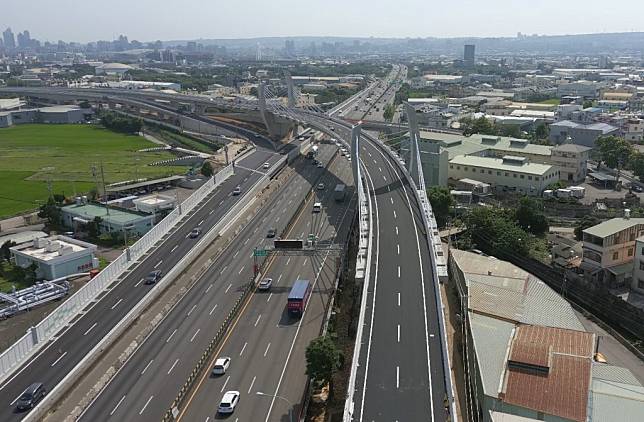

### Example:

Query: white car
xmin=258 ymin=278 xmax=273 ymax=291
xmin=218 ymin=391 xmax=240 ymax=414
xmin=263 ymin=162 xmax=270 ymax=169
xmin=212 ymin=357 xmax=231 ymax=375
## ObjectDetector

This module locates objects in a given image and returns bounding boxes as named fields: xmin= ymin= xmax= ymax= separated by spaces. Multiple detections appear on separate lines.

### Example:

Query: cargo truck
xmin=334 ymin=184 xmax=346 ymax=202
xmin=287 ymin=279 xmax=311 ymax=317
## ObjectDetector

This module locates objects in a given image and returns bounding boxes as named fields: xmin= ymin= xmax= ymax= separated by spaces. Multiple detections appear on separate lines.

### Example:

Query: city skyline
xmin=2 ymin=0 xmax=644 ymax=43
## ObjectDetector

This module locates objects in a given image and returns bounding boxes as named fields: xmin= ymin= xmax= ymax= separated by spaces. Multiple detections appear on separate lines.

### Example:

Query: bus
xmin=287 ymin=279 xmax=312 ymax=317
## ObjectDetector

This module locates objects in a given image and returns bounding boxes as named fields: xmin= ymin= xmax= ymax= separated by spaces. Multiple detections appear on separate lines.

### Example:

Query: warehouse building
xmin=61 ymin=203 xmax=154 ymax=237
xmin=0 ymin=105 xmax=89 ymax=128
xmin=10 ymin=235 xmax=98 ymax=280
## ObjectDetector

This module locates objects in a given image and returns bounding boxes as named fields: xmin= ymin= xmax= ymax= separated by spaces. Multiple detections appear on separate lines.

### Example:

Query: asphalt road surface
xmin=77 ymin=140 xmax=351 ymax=421
xmin=0 ymin=147 xmax=281 ymax=422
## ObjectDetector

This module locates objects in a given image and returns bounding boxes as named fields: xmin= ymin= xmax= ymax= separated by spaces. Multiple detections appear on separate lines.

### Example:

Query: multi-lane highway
xmin=76 ymin=139 xmax=352 ymax=421
xmin=339 ymin=65 xmax=406 ymax=122
xmin=0 ymin=147 xmax=281 ymax=422
xmin=306 ymin=115 xmax=448 ymax=421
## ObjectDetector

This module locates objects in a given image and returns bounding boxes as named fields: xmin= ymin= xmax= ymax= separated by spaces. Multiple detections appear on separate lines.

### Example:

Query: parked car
xmin=218 ymin=391 xmax=240 ymax=414
xmin=258 ymin=278 xmax=273 ymax=291
xmin=189 ymin=228 xmax=201 ymax=238
xmin=144 ymin=270 xmax=162 ymax=285
xmin=212 ymin=357 xmax=231 ymax=375
xmin=16 ymin=383 xmax=46 ymax=411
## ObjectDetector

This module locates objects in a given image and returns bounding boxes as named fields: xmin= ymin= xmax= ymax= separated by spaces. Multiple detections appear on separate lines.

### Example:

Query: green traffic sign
xmin=254 ymin=249 xmax=268 ymax=257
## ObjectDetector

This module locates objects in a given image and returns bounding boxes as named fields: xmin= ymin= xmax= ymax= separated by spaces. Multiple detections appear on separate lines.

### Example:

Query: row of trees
xmin=100 ymin=111 xmax=143 ymax=134
xmin=459 ymin=116 xmax=549 ymax=141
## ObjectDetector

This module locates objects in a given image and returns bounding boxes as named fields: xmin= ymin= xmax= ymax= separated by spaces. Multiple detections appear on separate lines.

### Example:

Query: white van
xmin=313 ymin=202 xmax=322 ymax=213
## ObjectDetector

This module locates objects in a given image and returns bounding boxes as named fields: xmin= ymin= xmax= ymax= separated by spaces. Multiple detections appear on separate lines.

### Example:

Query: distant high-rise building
xmin=256 ymin=43 xmax=262 ymax=61
xmin=284 ymin=40 xmax=295 ymax=57
xmin=599 ymin=55 xmax=609 ymax=68
xmin=464 ymin=44 xmax=475 ymax=67
xmin=3 ymin=28 xmax=15 ymax=49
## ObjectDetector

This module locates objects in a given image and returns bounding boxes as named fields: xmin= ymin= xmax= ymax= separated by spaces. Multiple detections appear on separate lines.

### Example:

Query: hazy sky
xmin=2 ymin=0 xmax=643 ymax=43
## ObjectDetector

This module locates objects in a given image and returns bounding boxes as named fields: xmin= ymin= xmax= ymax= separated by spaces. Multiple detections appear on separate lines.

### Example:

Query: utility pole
xmin=100 ymin=162 xmax=109 ymax=215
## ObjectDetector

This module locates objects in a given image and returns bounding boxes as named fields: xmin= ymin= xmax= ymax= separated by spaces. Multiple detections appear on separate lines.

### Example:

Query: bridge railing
xmin=0 ymin=164 xmax=233 ymax=384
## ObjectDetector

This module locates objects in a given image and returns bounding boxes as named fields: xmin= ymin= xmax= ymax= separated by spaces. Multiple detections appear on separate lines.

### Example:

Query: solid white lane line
xmin=255 ymin=314 xmax=262 ymax=327
xmin=139 ymin=395 xmax=153 ymax=415
xmin=233 ymin=250 xmax=239 ymax=258
xmin=379 ymin=167 xmax=382 ymax=172
xmin=302 ymin=258 xmax=308 ymax=266
xmin=397 ymin=244 xmax=400 ymax=255
xmin=267 ymin=293 xmax=273 ymax=303
xmin=238 ymin=266 xmax=245 ymax=275
xmin=167 ymin=359 xmax=179 ymax=375
xmin=190 ymin=329 xmax=201 ymax=342
xmin=154 ymin=260 xmax=162 ymax=269
xmin=240 ymin=342 xmax=248 ymax=356
xmin=383 ymin=175 xmax=387 ymax=182
xmin=50 ymin=351 xmax=67 ymax=367
xmin=244 ymin=238 xmax=249 ymax=245
xmin=198 ymin=219 xmax=204 ymax=226
xmin=219 ymin=200 xmax=224 ymax=206
xmin=395 ymin=226 xmax=398 ymax=235
xmin=396 ymin=366 xmax=400 ymax=389
xmin=220 ymin=265 xmax=227 ymax=275
xmin=220 ymin=376 xmax=230 ymax=393
xmin=225 ymin=283 xmax=232 ymax=293
xmin=286 ymin=257 xmax=291 ymax=265
xmin=83 ymin=322 xmax=98 ymax=336
xmin=393 ymin=210 xmax=397 ymax=219
xmin=277 ymin=274 xmax=283 ymax=283
xmin=209 ymin=304 xmax=218 ymax=316
xmin=110 ymin=396 xmax=126 ymax=416
xmin=166 ymin=329 xmax=177 ymax=343
xmin=206 ymin=284 xmax=213 ymax=293
xmin=141 ymin=359 xmax=154 ymax=375
xmin=398 ymin=266 xmax=401 ymax=278
xmin=187 ymin=304 xmax=197 ymax=316
xmin=248 ymin=376 xmax=257 ymax=394
xmin=111 ymin=298 xmax=123 ymax=310
xmin=209 ymin=210 xmax=214 ymax=215
xmin=264 ymin=343 xmax=271 ymax=357
xmin=390 ymin=197 xmax=394 ymax=205
xmin=170 ymin=245 xmax=178 ymax=253
xmin=397 ymin=292 xmax=401 ymax=307
xmin=135 ymin=278 xmax=145 ymax=287
xmin=397 ymin=325 xmax=400 ymax=343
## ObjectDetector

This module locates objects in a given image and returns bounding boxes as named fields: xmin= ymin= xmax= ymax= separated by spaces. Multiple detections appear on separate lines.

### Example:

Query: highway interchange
xmin=0 ymin=67 xmax=450 ymax=421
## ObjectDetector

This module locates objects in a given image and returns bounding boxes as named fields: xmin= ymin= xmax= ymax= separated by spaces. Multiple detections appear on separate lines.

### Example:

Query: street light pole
xmin=256 ymin=392 xmax=293 ymax=422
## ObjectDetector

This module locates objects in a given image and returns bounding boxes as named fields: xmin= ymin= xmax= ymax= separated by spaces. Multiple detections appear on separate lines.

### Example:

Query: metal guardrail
xmin=0 ymin=164 xmax=233 ymax=384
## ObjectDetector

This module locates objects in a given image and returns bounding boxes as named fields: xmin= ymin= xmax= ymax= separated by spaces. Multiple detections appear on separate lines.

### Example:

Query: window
xmin=464 ymin=167 xmax=468 ymax=171
xmin=639 ymin=261 xmax=644 ymax=270
xmin=520 ymin=175 xmax=525 ymax=179
xmin=513 ymin=173 xmax=517 ymax=178
xmin=613 ymin=251 xmax=619 ymax=260
xmin=528 ymin=176 xmax=532 ymax=180
xmin=536 ymin=177 xmax=540 ymax=181
xmin=488 ymin=170 xmax=492 ymax=174
xmin=628 ymin=248 xmax=634 ymax=257
xmin=497 ymin=171 xmax=501 ymax=176
xmin=457 ymin=166 xmax=461 ymax=170
xmin=505 ymin=172 xmax=509 ymax=177
xmin=639 ymin=279 xmax=644 ymax=289
xmin=450 ymin=165 xmax=454 ymax=169
xmin=630 ymin=233 xmax=636 ymax=241
xmin=480 ymin=169 xmax=485 ymax=173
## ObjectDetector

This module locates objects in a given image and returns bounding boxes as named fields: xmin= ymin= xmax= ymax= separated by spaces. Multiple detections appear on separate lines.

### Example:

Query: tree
xmin=596 ymin=136 xmax=633 ymax=169
xmin=201 ymin=161 xmax=214 ymax=177
xmin=534 ymin=123 xmax=549 ymax=140
xmin=305 ymin=335 xmax=341 ymax=397
xmin=630 ymin=152 xmax=644 ymax=182
xmin=38 ymin=197 xmax=62 ymax=228
xmin=383 ymin=104 xmax=395 ymax=122
xmin=583 ymin=100 xmax=594 ymax=109
xmin=515 ymin=197 xmax=549 ymax=235
xmin=1 ymin=241 xmax=17 ymax=261
xmin=427 ymin=186 xmax=454 ymax=228
xmin=461 ymin=116 xmax=496 ymax=136
xmin=574 ymin=215 xmax=601 ymax=240
xmin=463 ymin=206 xmax=531 ymax=256
xmin=87 ymin=216 xmax=103 ymax=239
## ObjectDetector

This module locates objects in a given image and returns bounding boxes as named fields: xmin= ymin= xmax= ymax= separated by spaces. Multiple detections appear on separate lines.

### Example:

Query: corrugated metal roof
xmin=592 ymin=364 xmax=642 ymax=386
xmin=582 ymin=218 xmax=644 ymax=238
xmin=502 ymin=325 xmax=594 ymax=422
xmin=469 ymin=312 xmax=515 ymax=397
xmin=590 ymin=379 xmax=644 ymax=422
xmin=522 ymin=277 xmax=585 ymax=331
xmin=490 ymin=411 xmax=539 ymax=422
xmin=449 ymin=155 xmax=554 ymax=175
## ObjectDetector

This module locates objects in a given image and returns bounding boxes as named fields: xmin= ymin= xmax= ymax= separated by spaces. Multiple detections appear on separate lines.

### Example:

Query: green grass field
xmin=0 ymin=124 xmax=185 ymax=218
xmin=538 ymin=98 xmax=561 ymax=105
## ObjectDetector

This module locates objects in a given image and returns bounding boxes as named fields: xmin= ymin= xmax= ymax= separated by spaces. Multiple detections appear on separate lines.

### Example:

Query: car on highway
xmin=340 ymin=148 xmax=347 ymax=156
xmin=263 ymin=162 xmax=270 ymax=169
xmin=189 ymin=227 xmax=201 ymax=238
xmin=258 ymin=278 xmax=273 ymax=291
xmin=212 ymin=357 xmax=231 ymax=375
xmin=232 ymin=186 xmax=241 ymax=196
xmin=218 ymin=391 xmax=240 ymax=414
xmin=313 ymin=202 xmax=322 ymax=213
xmin=633 ymin=185 xmax=644 ymax=193
xmin=317 ymin=162 xmax=324 ymax=168
xmin=317 ymin=183 xmax=325 ymax=190
xmin=266 ymin=228 xmax=277 ymax=238
xmin=144 ymin=270 xmax=162 ymax=285
xmin=16 ymin=383 xmax=46 ymax=411
xmin=329 ymin=126 xmax=335 ymax=131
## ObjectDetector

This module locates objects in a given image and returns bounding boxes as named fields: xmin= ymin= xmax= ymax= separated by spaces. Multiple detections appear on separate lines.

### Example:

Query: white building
xmin=94 ymin=63 xmax=133 ymax=76
xmin=550 ymin=143 xmax=592 ymax=183
xmin=10 ymin=235 xmax=98 ymax=280
xmin=448 ymin=155 xmax=559 ymax=195
xmin=632 ymin=237 xmax=644 ymax=293
xmin=133 ymin=193 xmax=177 ymax=215
xmin=296 ymin=93 xmax=317 ymax=107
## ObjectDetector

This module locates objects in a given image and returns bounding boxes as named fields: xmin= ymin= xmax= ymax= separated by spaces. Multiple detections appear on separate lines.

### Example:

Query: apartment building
xmin=631 ymin=237 xmax=644 ymax=294
xmin=550 ymin=143 xmax=591 ymax=183
xmin=581 ymin=215 xmax=644 ymax=287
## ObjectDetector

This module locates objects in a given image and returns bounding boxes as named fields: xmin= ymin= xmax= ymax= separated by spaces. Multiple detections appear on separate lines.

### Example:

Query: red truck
xmin=287 ymin=279 xmax=311 ymax=317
